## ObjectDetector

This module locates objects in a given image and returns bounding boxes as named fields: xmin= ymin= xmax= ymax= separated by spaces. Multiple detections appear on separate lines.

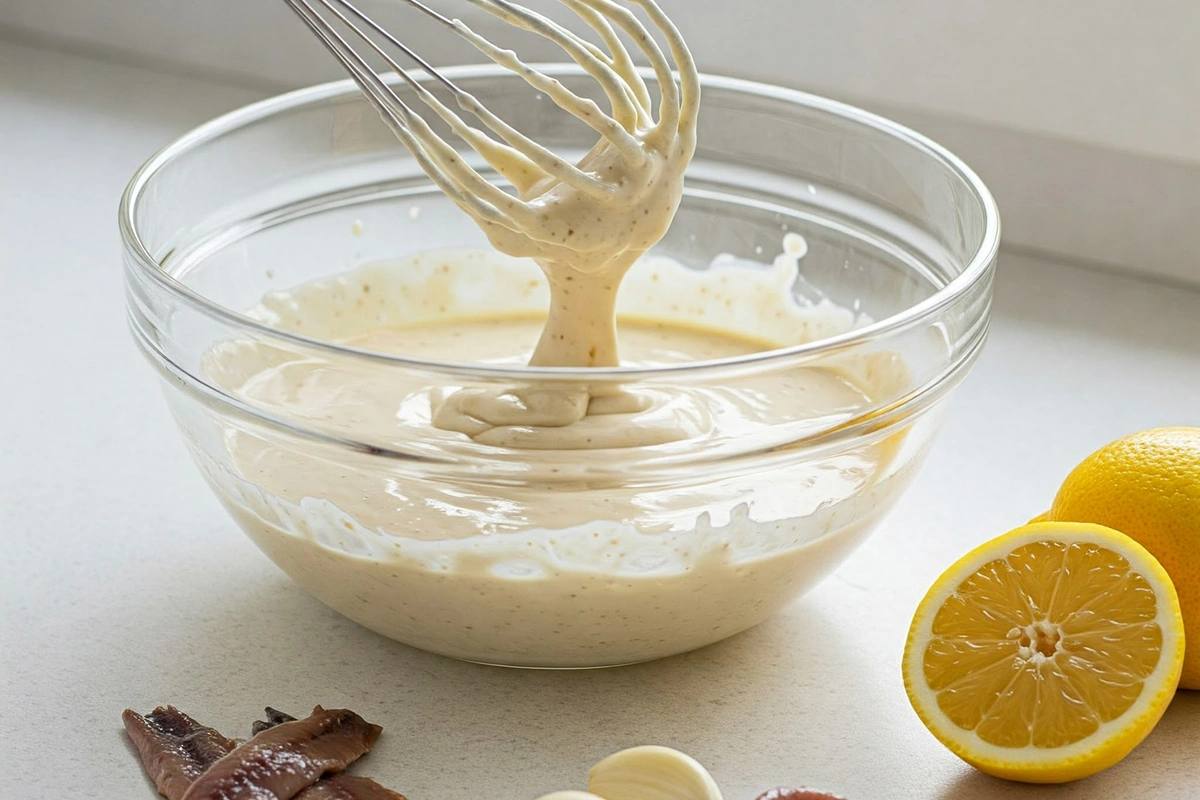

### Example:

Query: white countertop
xmin=4 ymin=39 xmax=1200 ymax=800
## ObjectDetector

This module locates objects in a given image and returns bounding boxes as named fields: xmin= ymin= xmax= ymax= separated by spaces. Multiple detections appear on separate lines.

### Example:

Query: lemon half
xmin=903 ymin=522 xmax=1184 ymax=783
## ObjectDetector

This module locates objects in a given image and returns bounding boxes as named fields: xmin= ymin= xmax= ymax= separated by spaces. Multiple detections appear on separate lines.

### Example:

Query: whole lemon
xmin=1046 ymin=427 xmax=1200 ymax=689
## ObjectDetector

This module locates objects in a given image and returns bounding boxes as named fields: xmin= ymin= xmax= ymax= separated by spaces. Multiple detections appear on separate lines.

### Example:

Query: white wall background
xmin=4 ymin=0 xmax=1199 ymax=282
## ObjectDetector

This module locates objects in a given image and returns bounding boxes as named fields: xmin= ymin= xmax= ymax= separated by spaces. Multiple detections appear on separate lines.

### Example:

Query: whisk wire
xmin=560 ymin=1 xmax=653 ymax=118
xmin=283 ymin=0 xmax=699 ymax=244
xmin=285 ymin=0 xmax=520 ymax=225
xmin=314 ymin=0 xmax=551 ymax=197
xmin=467 ymin=0 xmax=644 ymax=130
xmin=333 ymin=2 xmax=604 ymax=196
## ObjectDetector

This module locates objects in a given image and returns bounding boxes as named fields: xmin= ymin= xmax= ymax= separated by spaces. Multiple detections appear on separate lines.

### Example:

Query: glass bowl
xmin=121 ymin=66 xmax=999 ymax=668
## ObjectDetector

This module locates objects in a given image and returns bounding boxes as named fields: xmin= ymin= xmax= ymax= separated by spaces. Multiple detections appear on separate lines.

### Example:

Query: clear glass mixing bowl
xmin=122 ymin=66 xmax=998 ymax=668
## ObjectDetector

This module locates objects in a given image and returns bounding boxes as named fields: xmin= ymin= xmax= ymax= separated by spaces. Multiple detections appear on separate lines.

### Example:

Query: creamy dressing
xmin=226 ymin=312 xmax=871 ymax=530
xmin=201 ymin=248 xmax=910 ymax=666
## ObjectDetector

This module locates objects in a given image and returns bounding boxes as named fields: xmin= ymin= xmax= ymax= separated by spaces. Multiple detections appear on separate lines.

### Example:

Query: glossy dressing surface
xmin=202 ymin=248 xmax=908 ymax=665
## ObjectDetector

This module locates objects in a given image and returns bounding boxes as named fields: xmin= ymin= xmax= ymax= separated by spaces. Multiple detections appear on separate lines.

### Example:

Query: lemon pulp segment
xmin=927 ymin=539 xmax=1162 ymax=746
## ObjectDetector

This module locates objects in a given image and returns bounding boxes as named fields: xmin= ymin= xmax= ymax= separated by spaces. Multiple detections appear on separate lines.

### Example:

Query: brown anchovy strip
xmin=289 ymin=773 xmax=410 ymax=799
xmin=179 ymin=706 xmax=382 ymax=800
xmin=252 ymin=709 xmax=408 ymax=800
xmin=251 ymin=706 xmax=300 ymax=736
xmin=125 ymin=706 xmax=403 ymax=800
xmin=122 ymin=707 xmax=239 ymax=800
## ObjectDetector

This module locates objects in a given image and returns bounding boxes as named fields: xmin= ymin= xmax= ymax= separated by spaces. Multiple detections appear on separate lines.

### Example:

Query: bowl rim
xmin=120 ymin=64 xmax=1000 ymax=382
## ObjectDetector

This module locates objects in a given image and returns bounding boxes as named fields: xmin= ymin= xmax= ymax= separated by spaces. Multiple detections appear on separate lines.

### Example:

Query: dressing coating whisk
xmin=282 ymin=0 xmax=700 ymax=276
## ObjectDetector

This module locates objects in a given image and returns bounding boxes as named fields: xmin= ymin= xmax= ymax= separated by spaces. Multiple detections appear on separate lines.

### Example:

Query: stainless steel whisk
xmin=282 ymin=0 xmax=699 ymax=264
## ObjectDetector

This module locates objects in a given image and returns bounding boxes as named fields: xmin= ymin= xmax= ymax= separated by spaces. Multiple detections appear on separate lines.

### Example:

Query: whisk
xmin=282 ymin=0 xmax=700 ymax=279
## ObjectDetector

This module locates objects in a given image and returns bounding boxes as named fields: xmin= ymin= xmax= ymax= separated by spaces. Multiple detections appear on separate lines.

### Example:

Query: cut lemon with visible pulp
xmin=902 ymin=522 xmax=1185 ymax=783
